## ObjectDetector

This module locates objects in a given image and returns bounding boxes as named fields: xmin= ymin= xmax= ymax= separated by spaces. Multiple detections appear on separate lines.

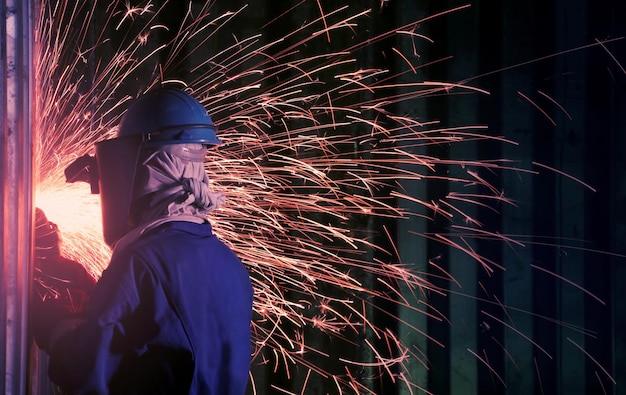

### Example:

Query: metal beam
xmin=1 ymin=0 xmax=34 ymax=394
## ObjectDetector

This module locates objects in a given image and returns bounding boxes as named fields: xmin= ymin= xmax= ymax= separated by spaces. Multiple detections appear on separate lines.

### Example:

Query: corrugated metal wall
xmin=220 ymin=1 xmax=626 ymax=393
xmin=396 ymin=0 xmax=626 ymax=394
xmin=83 ymin=1 xmax=626 ymax=394
xmin=28 ymin=0 xmax=626 ymax=393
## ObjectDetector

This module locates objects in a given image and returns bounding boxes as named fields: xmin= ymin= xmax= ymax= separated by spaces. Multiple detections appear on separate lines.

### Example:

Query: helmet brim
xmin=142 ymin=125 xmax=222 ymax=147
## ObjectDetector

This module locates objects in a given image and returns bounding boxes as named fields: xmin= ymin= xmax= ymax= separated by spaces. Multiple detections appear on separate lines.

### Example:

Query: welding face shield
xmin=65 ymin=88 xmax=221 ymax=246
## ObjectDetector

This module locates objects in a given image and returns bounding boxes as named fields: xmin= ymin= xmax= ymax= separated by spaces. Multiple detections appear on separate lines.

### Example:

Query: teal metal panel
xmin=553 ymin=2 xmax=588 ymax=394
xmin=447 ymin=4 xmax=480 ymax=394
xmin=500 ymin=5 xmax=538 ymax=393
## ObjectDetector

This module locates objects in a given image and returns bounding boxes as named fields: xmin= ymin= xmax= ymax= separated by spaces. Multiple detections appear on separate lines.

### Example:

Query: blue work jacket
xmin=48 ymin=221 xmax=253 ymax=394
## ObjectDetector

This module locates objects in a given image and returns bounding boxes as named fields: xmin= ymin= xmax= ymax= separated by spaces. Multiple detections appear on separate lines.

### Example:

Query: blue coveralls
xmin=47 ymin=221 xmax=253 ymax=394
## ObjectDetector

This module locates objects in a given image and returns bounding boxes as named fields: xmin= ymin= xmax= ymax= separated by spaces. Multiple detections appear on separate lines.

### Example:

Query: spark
xmin=461 ymin=36 xmax=625 ymax=84
xmin=595 ymin=370 xmax=609 ymax=395
xmin=517 ymin=90 xmax=557 ymax=126
xmin=595 ymin=37 xmax=626 ymax=75
xmin=391 ymin=47 xmax=417 ymax=74
xmin=315 ymin=0 xmax=331 ymax=43
xmin=481 ymin=310 xmax=553 ymax=359
xmin=567 ymin=337 xmax=616 ymax=385
xmin=530 ymin=264 xmax=605 ymax=305
xmin=33 ymin=0 xmax=616 ymax=393
xmin=467 ymin=347 xmax=506 ymax=387
xmin=533 ymin=160 xmax=597 ymax=192
xmin=537 ymin=90 xmax=573 ymax=120
xmin=114 ymin=0 xmax=154 ymax=30
xmin=534 ymin=357 xmax=545 ymax=395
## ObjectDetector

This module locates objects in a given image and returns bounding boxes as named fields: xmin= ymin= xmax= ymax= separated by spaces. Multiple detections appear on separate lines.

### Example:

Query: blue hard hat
xmin=117 ymin=88 xmax=222 ymax=146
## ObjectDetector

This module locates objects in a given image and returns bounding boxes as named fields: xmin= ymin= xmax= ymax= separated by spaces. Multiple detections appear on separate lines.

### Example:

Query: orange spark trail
xmin=33 ymin=1 xmax=614 ymax=393
xmin=595 ymin=37 xmax=626 ymax=75
xmin=567 ymin=337 xmax=616 ymax=385
xmin=537 ymin=90 xmax=573 ymax=120
xmin=517 ymin=90 xmax=557 ymax=126
xmin=530 ymin=264 xmax=605 ymax=305
xmin=532 ymin=161 xmax=597 ymax=192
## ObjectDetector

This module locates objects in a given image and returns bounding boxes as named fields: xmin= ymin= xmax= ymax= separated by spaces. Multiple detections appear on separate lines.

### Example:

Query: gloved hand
xmin=34 ymin=262 xmax=94 ymax=312
xmin=34 ymin=208 xmax=96 ymax=313
xmin=32 ymin=209 xmax=96 ymax=352
xmin=30 ymin=295 xmax=81 ymax=352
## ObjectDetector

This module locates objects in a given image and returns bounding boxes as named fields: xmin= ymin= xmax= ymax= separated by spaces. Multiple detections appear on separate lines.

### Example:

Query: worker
xmin=31 ymin=88 xmax=254 ymax=394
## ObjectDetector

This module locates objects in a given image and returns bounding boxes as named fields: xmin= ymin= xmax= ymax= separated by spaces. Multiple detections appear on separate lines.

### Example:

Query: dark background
xmin=73 ymin=0 xmax=626 ymax=394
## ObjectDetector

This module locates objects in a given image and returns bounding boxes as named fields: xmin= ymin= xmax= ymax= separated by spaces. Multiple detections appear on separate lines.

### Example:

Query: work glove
xmin=31 ymin=257 xmax=95 ymax=352
xmin=34 ymin=208 xmax=96 ymax=312
xmin=30 ymin=295 xmax=82 ymax=352
xmin=33 ymin=261 xmax=94 ymax=312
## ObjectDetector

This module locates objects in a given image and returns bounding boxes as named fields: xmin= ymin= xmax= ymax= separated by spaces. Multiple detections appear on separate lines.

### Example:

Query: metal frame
xmin=1 ymin=0 xmax=34 ymax=393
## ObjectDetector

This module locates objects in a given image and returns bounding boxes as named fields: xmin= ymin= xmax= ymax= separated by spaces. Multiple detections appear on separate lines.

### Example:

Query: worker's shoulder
xmin=134 ymin=221 xmax=232 ymax=256
xmin=144 ymin=220 xmax=214 ymax=241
